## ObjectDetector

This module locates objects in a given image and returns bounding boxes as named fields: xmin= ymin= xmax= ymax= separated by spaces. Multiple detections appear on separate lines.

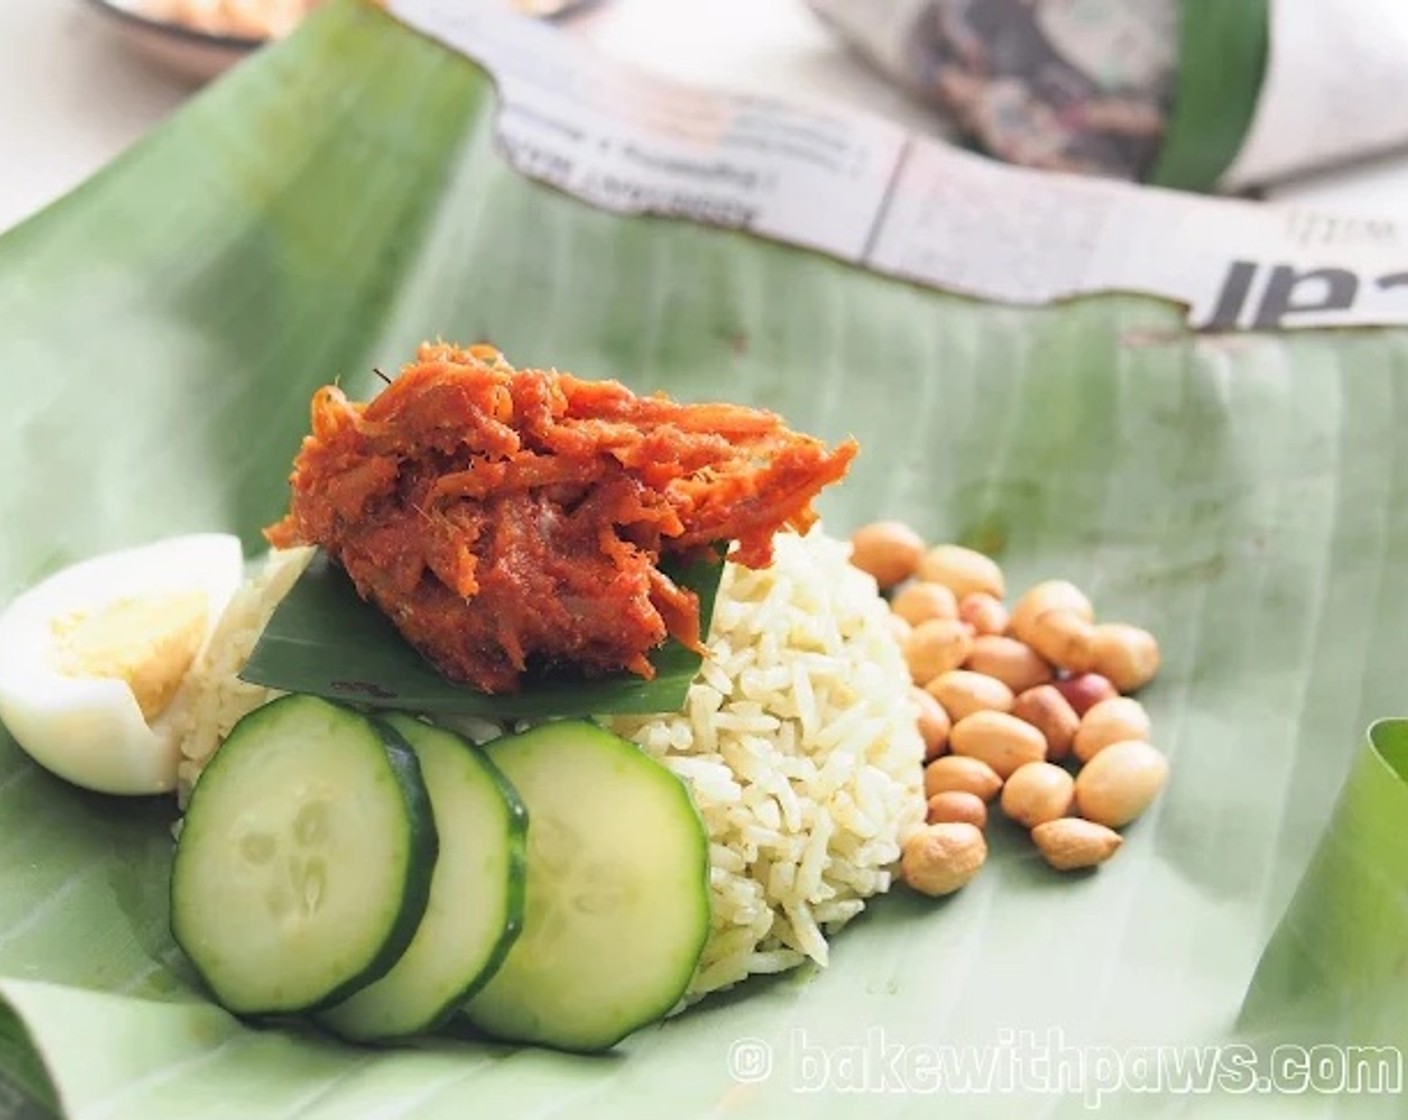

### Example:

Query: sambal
xmin=266 ymin=343 xmax=857 ymax=693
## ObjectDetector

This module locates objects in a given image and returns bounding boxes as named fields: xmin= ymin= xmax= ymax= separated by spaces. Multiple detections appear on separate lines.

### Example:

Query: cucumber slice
xmin=170 ymin=694 xmax=437 ymax=1015
xmin=463 ymin=720 xmax=710 ymax=1052
xmin=317 ymin=715 xmax=527 ymax=1042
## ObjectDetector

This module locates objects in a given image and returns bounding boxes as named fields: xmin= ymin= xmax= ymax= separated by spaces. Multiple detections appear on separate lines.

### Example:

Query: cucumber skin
xmin=169 ymin=696 xmax=439 ymax=1017
xmin=309 ymin=715 xmax=441 ymax=1012
xmin=467 ymin=720 xmax=712 ymax=1052
xmin=435 ymin=741 xmax=528 ymax=1013
xmin=321 ymin=714 xmax=529 ymax=1040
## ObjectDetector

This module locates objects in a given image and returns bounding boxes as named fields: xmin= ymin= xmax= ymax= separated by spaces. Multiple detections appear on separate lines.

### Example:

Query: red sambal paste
xmin=266 ymin=343 xmax=857 ymax=693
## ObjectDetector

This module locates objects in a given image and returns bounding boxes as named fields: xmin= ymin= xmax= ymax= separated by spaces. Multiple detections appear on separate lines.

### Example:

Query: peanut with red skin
xmin=1052 ymin=673 xmax=1118 ymax=717
xmin=1011 ymin=684 xmax=1080 ymax=762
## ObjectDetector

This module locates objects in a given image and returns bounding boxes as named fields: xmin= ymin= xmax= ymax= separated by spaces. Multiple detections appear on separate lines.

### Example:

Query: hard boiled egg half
xmin=0 ymin=534 xmax=244 ymax=796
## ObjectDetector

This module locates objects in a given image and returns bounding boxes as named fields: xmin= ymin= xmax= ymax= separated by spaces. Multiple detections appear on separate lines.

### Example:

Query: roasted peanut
xmin=1025 ymin=609 xmax=1096 ymax=674
xmin=901 ymin=822 xmax=987 ymax=896
xmin=926 ymin=790 xmax=988 ymax=829
xmin=1010 ymin=684 xmax=1080 ymax=761
xmin=916 ymin=545 xmax=1005 ymax=600
xmin=1075 ymin=740 xmax=1169 ymax=828
xmin=1000 ymin=761 xmax=1074 ymax=828
xmin=924 ymin=755 xmax=1003 ymax=802
xmin=912 ymin=686 xmax=951 ymax=762
xmin=888 ymin=613 xmax=914 ymax=646
xmin=949 ymin=710 xmax=1047 ymax=778
xmin=964 ymin=635 xmax=1054 ymax=694
xmin=849 ymin=520 xmax=926 ymax=590
xmin=959 ymin=592 xmax=1009 ymax=636
xmin=926 ymin=670 xmax=1014 ymax=722
xmin=891 ymin=580 xmax=960 ymax=626
xmin=904 ymin=618 xmax=974 ymax=685
xmin=1052 ymin=672 xmax=1118 ymax=717
xmin=1090 ymin=623 xmax=1161 ymax=693
xmin=1072 ymin=697 xmax=1151 ymax=763
xmin=1031 ymin=818 xmax=1123 ymax=871
xmin=1010 ymin=580 xmax=1093 ymax=645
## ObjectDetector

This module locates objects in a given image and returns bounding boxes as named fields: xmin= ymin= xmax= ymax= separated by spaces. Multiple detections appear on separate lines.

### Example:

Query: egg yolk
xmin=51 ymin=592 xmax=209 ymax=721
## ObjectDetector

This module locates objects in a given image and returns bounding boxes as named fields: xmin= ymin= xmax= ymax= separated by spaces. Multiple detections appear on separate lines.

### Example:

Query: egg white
xmin=0 ymin=533 xmax=244 ymax=796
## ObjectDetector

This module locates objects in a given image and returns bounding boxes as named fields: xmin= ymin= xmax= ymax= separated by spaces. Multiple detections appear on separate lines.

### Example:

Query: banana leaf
xmin=239 ymin=549 xmax=725 ymax=718
xmin=2 ymin=1 xmax=1408 ymax=1116
xmin=1146 ymin=0 xmax=1269 ymax=191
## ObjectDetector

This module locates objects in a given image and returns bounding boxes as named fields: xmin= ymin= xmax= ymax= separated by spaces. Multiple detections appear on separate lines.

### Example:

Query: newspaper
xmin=807 ymin=0 xmax=1408 ymax=192
xmin=389 ymin=0 xmax=1408 ymax=332
xmin=1223 ymin=0 xmax=1408 ymax=188
xmin=807 ymin=0 xmax=1178 ymax=181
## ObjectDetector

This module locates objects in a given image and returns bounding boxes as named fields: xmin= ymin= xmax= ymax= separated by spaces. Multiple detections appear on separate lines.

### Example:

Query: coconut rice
xmin=605 ymin=530 xmax=924 ymax=999
xmin=174 ymin=528 xmax=925 ymax=999
xmin=172 ymin=546 xmax=312 ymax=794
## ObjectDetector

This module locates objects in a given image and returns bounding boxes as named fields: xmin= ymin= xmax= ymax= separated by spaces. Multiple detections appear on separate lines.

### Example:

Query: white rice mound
xmin=175 ymin=529 xmax=925 ymax=1000
xmin=606 ymin=528 xmax=925 ymax=1001
xmin=172 ymin=546 xmax=312 ymax=795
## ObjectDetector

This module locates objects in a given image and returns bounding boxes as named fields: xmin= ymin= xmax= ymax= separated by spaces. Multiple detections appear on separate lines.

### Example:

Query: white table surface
xmin=3 ymin=0 xmax=1408 ymax=235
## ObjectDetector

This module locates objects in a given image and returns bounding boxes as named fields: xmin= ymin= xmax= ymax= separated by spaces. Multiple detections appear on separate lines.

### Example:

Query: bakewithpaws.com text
xmin=725 ymin=1028 xmax=1402 ymax=1107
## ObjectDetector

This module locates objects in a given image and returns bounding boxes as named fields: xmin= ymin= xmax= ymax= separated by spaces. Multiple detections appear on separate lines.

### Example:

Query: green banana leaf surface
xmin=2 ymin=2 xmax=1407 ymax=1116
xmin=240 ymin=549 xmax=725 ymax=718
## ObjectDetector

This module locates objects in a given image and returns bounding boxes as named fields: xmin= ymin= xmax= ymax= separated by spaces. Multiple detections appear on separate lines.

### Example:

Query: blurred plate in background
xmin=80 ymin=0 xmax=263 ymax=83
xmin=82 ymin=0 xmax=600 ymax=84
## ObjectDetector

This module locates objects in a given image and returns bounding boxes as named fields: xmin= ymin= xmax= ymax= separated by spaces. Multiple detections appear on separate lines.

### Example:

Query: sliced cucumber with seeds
xmin=317 ymin=715 xmax=527 ymax=1042
xmin=463 ymin=720 xmax=710 ymax=1052
xmin=170 ymin=694 xmax=437 ymax=1016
